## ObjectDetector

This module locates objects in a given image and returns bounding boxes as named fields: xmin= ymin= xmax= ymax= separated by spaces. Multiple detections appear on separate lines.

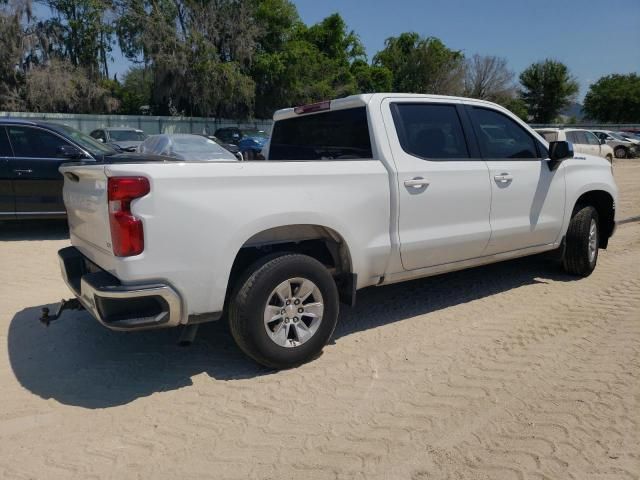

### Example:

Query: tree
xmin=583 ymin=73 xmax=640 ymax=123
xmin=38 ymin=0 xmax=115 ymax=78
xmin=519 ymin=59 xmax=579 ymax=123
xmin=117 ymin=66 xmax=152 ymax=114
xmin=252 ymin=8 xmax=384 ymax=118
xmin=0 ymin=4 xmax=26 ymax=110
xmin=464 ymin=54 xmax=515 ymax=101
xmin=498 ymin=97 xmax=528 ymax=121
xmin=373 ymin=33 xmax=465 ymax=95
xmin=25 ymin=58 xmax=118 ymax=112
xmin=116 ymin=0 xmax=257 ymax=117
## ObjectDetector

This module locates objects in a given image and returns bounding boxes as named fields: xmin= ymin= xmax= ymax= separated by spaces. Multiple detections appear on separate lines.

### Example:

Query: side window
xmin=391 ymin=103 xmax=470 ymax=159
xmin=565 ymin=131 xmax=578 ymax=144
xmin=471 ymin=107 xmax=537 ymax=159
xmin=0 ymin=127 xmax=13 ymax=156
xmin=584 ymin=131 xmax=600 ymax=145
xmin=7 ymin=126 xmax=71 ymax=158
xmin=90 ymin=130 xmax=105 ymax=142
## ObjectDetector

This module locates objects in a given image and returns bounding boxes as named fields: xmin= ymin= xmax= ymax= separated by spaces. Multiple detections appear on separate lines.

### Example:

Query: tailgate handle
xmin=64 ymin=172 xmax=80 ymax=182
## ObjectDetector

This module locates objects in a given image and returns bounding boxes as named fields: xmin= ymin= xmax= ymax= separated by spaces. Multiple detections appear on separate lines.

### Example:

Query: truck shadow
xmin=0 ymin=220 xmax=69 ymax=241
xmin=8 ymin=254 xmax=577 ymax=409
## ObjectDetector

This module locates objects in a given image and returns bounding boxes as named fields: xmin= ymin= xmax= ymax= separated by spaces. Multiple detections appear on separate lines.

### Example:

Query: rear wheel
xmin=614 ymin=146 xmax=627 ymax=159
xmin=563 ymin=205 xmax=599 ymax=276
xmin=229 ymin=254 xmax=339 ymax=369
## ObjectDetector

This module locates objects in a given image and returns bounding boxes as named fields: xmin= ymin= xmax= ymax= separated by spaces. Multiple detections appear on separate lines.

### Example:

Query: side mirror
xmin=57 ymin=144 xmax=84 ymax=159
xmin=548 ymin=140 xmax=574 ymax=161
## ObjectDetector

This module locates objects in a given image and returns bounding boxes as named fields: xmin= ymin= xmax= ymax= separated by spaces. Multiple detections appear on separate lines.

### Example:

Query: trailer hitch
xmin=40 ymin=298 xmax=84 ymax=326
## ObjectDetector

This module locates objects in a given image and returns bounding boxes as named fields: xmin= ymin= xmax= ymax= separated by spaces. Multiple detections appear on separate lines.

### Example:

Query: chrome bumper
xmin=58 ymin=246 xmax=184 ymax=331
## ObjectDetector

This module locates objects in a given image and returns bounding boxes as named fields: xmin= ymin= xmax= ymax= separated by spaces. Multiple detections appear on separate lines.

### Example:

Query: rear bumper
xmin=58 ymin=246 xmax=184 ymax=331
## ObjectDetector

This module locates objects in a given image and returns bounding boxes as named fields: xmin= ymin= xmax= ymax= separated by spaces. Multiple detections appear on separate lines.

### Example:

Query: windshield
xmin=56 ymin=125 xmax=117 ymax=156
xmin=241 ymin=130 xmax=268 ymax=140
xmin=110 ymin=130 xmax=146 ymax=142
xmin=609 ymin=132 xmax=628 ymax=141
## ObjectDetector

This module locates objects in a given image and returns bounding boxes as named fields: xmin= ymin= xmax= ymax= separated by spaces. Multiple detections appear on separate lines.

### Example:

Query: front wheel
xmin=614 ymin=146 xmax=627 ymax=159
xmin=563 ymin=206 xmax=599 ymax=276
xmin=229 ymin=254 xmax=339 ymax=369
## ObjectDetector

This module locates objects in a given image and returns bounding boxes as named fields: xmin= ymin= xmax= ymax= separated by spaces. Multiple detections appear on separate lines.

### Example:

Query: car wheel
xmin=563 ymin=205 xmax=599 ymax=277
xmin=229 ymin=253 xmax=339 ymax=369
xmin=614 ymin=147 xmax=627 ymax=159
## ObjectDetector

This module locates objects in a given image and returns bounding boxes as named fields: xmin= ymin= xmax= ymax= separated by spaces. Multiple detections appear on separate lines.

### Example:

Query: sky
xmin=42 ymin=0 xmax=639 ymax=100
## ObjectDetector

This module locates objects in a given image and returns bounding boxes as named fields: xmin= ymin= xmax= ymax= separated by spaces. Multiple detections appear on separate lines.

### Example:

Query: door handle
xmin=13 ymin=169 xmax=33 ymax=175
xmin=494 ymin=173 xmax=513 ymax=183
xmin=404 ymin=177 xmax=429 ymax=189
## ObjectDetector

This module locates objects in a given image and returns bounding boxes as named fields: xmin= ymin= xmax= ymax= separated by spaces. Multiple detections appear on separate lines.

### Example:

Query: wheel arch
xmin=225 ymin=224 xmax=356 ymax=307
xmin=573 ymin=190 xmax=615 ymax=249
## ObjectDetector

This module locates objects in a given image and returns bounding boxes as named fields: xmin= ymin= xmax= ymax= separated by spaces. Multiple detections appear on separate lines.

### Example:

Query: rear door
xmin=467 ymin=105 xmax=565 ymax=255
xmin=0 ymin=127 xmax=15 ymax=219
xmin=382 ymin=99 xmax=492 ymax=270
xmin=6 ymin=125 xmax=73 ymax=217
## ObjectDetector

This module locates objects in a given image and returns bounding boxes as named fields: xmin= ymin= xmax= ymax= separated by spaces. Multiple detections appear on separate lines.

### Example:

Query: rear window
xmin=269 ymin=107 xmax=372 ymax=160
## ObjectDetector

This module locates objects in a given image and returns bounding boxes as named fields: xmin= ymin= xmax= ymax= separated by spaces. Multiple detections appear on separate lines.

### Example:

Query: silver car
xmin=138 ymin=134 xmax=240 ymax=161
xmin=592 ymin=130 xmax=637 ymax=159
xmin=90 ymin=127 xmax=147 ymax=152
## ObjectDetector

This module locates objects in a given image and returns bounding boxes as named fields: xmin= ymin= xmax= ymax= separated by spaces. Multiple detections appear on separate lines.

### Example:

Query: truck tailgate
xmin=60 ymin=164 xmax=113 ymax=260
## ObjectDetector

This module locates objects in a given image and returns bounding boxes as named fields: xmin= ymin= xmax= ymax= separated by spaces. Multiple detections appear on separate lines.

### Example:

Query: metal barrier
xmin=0 ymin=112 xmax=273 ymax=135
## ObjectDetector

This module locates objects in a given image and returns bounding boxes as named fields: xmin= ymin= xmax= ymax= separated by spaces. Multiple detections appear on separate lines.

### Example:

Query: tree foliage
xmin=373 ymin=33 xmax=464 ymax=95
xmin=583 ymin=73 xmax=640 ymax=122
xmin=464 ymin=54 xmax=515 ymax=101
xmin=519 ymin=59 xmax=579 ymax=123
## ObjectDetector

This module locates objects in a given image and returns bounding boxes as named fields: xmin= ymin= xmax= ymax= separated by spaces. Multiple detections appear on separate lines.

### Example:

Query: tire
xmin=229 ymin=253 xmax=339 ymax=369
xmin=563 ymin=205 xmax=599 ymax=277
xmin=614 ymin=146 xmax=627 ymax=159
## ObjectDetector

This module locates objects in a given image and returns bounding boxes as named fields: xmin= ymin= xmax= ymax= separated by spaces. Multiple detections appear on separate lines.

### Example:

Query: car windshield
xmin=56 ymin=125 xmax=117 ymax=156
xmin=609 ymin=132 xmax=628 ymax=141
xmin=241 ymin=130 xmax=268 ymax=140
xmin=110 ymin=130 xmax=146 ymax=142
xmin=142 ymin=135 xmax=236 ymax=161
xmin=537 ymin=131 xmax=558 ymax=142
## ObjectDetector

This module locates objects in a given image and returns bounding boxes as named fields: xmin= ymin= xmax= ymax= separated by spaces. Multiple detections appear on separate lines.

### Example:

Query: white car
xmin=53 ymin=94 xmax=618 ymax=368
xmin=536 ymin=128 xmax=614 ymax=162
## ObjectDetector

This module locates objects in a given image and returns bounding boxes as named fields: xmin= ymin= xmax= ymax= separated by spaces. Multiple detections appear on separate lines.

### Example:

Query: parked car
xmin=615 ymin=131 xmax=640 ymax=147
xmin=54 ymin=94 xmax=617 ymax=369
xmin=89 ymin=127 xmax=147 ymax=152
xmin=138 ymin=134 xmax=239 ymax=161
xmin=535 ymin=128 xmax=614 ymax=162
xmin=237 ymin=130 xmax=269 ymax=160
xmin=592 ymin=130 xmax=637 ymax=159
xmin=0 ymin=119 xmax=117 ymax=220
xmin=201 ymin=135 xmax=241 ymax=156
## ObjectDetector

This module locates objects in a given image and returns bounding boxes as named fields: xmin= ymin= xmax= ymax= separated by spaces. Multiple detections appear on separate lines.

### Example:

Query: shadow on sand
xmin=0 ymin=220 xmax=69 ymax=241
xmin=8 ymin=253 xmax=577 ymax=409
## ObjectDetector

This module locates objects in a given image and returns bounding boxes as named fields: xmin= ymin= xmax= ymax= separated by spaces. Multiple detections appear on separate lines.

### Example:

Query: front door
xmin=382 ymin=99 xmax=492 ymax=271
xmin=6 ymin=125 xmax=69 ymax=217
xmin=467 ymin=106 xmax=566 ymax=255
xmin=0 ymin=127 xmax=15 ymax=218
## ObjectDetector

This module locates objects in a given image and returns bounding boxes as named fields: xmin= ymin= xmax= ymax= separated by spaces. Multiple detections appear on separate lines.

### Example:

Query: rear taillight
xmin=107 ymin=177 xmax=150 ymax=257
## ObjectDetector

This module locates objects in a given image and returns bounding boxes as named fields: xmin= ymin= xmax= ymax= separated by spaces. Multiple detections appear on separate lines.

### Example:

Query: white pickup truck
xmin=54 ymin=94 xmax=618 ymax=368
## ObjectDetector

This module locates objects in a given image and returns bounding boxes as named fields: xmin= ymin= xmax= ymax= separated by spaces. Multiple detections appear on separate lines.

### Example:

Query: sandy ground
xmin=1 ymin=161 xmax=639 ymax=479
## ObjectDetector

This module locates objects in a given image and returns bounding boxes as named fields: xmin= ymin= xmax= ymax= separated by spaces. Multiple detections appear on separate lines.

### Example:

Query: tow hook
xmin=40 ymin=298 xmax=84 ymax=326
